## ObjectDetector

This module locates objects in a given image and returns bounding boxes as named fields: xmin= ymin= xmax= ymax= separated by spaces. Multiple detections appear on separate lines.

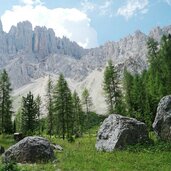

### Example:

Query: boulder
xmin=0 ymin=145 xmax=5 ymax=155
xmin=153 ymin=95 xmax=171 ymax=141
xmin=96 ymin=114 xmax=149 ymax=152
xmin=3 ymin=136 xmax=55 ymax=163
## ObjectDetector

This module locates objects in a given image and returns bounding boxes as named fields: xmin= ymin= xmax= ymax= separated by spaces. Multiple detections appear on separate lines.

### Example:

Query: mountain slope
xmin=1 ymin=20 xmax=171 ymax=114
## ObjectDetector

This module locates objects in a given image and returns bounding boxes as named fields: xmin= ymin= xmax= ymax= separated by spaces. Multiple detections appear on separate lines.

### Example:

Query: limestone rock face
xmin=96 ymin=114 xmax=149 ymax=151
xmin=153 ymin=95 xmax=171 ymax=141
xmin=15 ymin=21 xmax=33 ymax=53
xmin=3 ymin=136 xmax=55 ymax=163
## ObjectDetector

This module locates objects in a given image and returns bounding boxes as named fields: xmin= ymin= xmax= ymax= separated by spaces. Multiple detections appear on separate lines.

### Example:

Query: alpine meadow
xmin=0 ymin=0 xmax=171 ymax=171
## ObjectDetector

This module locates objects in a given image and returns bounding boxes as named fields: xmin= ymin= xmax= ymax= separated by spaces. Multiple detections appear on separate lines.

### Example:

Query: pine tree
xmin=21 ymin=91 xmax=38 ymax=135
xmin=53 ymin=74 xmax=74 ymax=140
xmin=82 ymin=88 xmax=93 ymax=130
xmin=82 ymin=88 xmax=92 ymax=115
xmin=35 ymin=95 xmax=41 ymax=134
xmin=123 ymin=35 xmax=171 ymax=130
xmin=103 ymin=60 xmax=124 ymax=114
xmin=0 ymin=70 xmax=13 ymax=134
xmin=72 ymin=91 xmax=84 ymax=136
xmin=15 ymin=108 xmax=22 ymax=132
xmin=123 ymin=69 xmax=134 ymax=116
xmin=46 ymin=76 xmax=54 ymax=137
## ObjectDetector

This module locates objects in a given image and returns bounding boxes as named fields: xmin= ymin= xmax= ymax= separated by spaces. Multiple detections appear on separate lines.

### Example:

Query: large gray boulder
xmin=153 ymin=95 xmax=171 ymax=141
xmin=3 ymin=136 xmax=55 ymax=163
xmin=96 ymin=114 xmax=149 ymax=151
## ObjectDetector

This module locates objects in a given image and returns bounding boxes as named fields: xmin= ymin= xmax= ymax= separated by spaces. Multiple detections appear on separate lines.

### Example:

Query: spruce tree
xmin=15 ymin=108 xmax=22 ymax=132
xmin=21 ymin=91 xmax=38 ymax=135
xmin=82 ymin=88 xmax=92 ymax=115
xmin=103 ymin=60 xmax=124 ymax=114
xmin=53 ymin=74 xmax=74 ymax=140
xmin=123 ymin=69 xmax=134 ymax=116
xmin=82 ymin=88 xmax=92 ymax=130
xmin=0 ymin=70 xmax=13 ymax=134
xmin=35 ymin=95 xmax=41 ymax=134
xmin=73 ymin=91 xmax=84 ymax=136
xmin=46 ymin=76 xmax=54 ymax=137
xmin=123 ymin=35 xmax=171 ymax=130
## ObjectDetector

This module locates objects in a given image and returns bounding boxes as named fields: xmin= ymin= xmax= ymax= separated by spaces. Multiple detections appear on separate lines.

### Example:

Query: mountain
xmin=0 ymin=20 xmax=171 ymax=114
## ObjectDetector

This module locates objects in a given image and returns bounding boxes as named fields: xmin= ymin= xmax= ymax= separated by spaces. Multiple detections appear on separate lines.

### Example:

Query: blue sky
xmin=0 ymin=0 xmax=171 ymax=48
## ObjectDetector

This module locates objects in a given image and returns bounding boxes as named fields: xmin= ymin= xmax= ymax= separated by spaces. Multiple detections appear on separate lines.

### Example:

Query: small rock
xmin=51 ymin=144 xmax=63 ymax=152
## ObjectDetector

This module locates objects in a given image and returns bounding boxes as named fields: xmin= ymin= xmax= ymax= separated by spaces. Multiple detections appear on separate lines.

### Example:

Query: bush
xmin=0 ymin=162 xmax=21 ymax=171
xmin=85 ymin=112 xmax=106 ymax=130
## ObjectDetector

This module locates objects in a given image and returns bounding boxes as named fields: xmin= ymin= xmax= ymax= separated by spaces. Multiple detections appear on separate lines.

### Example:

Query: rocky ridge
xmin=0 ymin=20 xmax=171 ymax=114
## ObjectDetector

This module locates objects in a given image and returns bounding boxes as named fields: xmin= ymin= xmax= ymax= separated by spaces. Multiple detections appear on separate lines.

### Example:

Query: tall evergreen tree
xmin=103 ymin=60 xmax=124 ymax=114
xmin=35 ymin=95 xmax=41 ymax=134
xmin=123 ymin=69 xmax=134 ymax=116
xmin=123 ymin=35 xmax=171 ymax=130
xmin=53 ymin=74 xmax=73 ymax=140
xmin=15 ymin=108 xmax=22 ymax=132
xmin=82 ymin=88 xmax=93 ymax=130
xmin=46 ymin=76 xmax=54 ymax=137
xmin=21 ymin=91 xmax=38 ymax=135
xmin=72 ymin=91 xmax=84 ymax=136
xmin=0 ymin=70 xmax=13 ymax=134
xmin=82 ymin=88 xmax=92 ymax=115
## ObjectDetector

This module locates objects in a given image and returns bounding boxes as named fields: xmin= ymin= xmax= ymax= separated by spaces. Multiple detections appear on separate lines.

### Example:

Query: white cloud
xmin=164 ymin=0 xmax=171 ymax=5
xmin=99 ymin=0 xmax=113 ymax=17
xmin=81 ymin=0 xmax=113 ymax=17
xmin=21 ymin=0 xmax=43 ymax=6
xmin=81 ymin=0 xmax=96 ymax=13
xmin=117 ymin=0 xmax=149 ymax=20
xmin=1 ymin=0 xmax=97 ymax=48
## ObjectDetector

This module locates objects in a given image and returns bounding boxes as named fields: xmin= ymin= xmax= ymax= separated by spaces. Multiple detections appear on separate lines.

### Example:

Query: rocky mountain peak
xmin=9 ymin=26 xmax=17 ymax=35
xmin=17 ymin=21 xmax=32 ymax=31
xmin=149 ymin=26 xmax=163 ymax=41
xmin=134 ymin=30 xmax=146 ymax=38
xmin=0 ymin=20 xmax=86 ymax=59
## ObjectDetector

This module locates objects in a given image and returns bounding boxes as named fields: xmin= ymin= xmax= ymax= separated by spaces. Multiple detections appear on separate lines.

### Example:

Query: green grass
xmin=0 ymin=134 xmax=15 ymax=148
xmin=1 ymin=134 xmax=171 ymax=171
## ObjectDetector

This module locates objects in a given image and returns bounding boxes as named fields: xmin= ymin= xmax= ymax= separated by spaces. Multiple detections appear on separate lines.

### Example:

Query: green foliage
xmin=81 ymin=88 xmax=92 ymax=114
xmin=0 ymin=162 xmax=21 ymax=171
xmin=46 ymin=76 xmax=54 ymax=137
xmin=0 ymin=134 xmax=15 ymax=149
xmin=53 ymin=74 xmax=74 ymax=140
xmin=84 ymin=112 xmax=106 ymax=131
xmin=103 ymin=60 xmax=125 ymax=114
xmin=21 ymin=92 xmax=38 ymax=135
xmin=123 ymin=35 xmax=171 ymax=129
xmin=0 ymin=70 xmax=13 ymax=134
xmin=15 ymin=109 xmax=22 ymax=132
xmin=81 ymin=88 xmax=93 ymax=133
xmin=35 ymin=95 xmax=41 ymax=134
xmin=72 ymin=91 xmax=84 ymax=136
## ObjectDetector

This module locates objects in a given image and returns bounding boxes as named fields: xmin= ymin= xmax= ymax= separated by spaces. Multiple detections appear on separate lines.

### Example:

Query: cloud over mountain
xmin=117 ymin=0 xmax=149 ymax=20
xmin=1 ymin=0 xmax=97 ymax=48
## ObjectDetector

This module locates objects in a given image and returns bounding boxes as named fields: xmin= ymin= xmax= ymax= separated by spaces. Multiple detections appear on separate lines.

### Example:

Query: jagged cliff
xmin=0 ymin=20 xmax=171 ymax=114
